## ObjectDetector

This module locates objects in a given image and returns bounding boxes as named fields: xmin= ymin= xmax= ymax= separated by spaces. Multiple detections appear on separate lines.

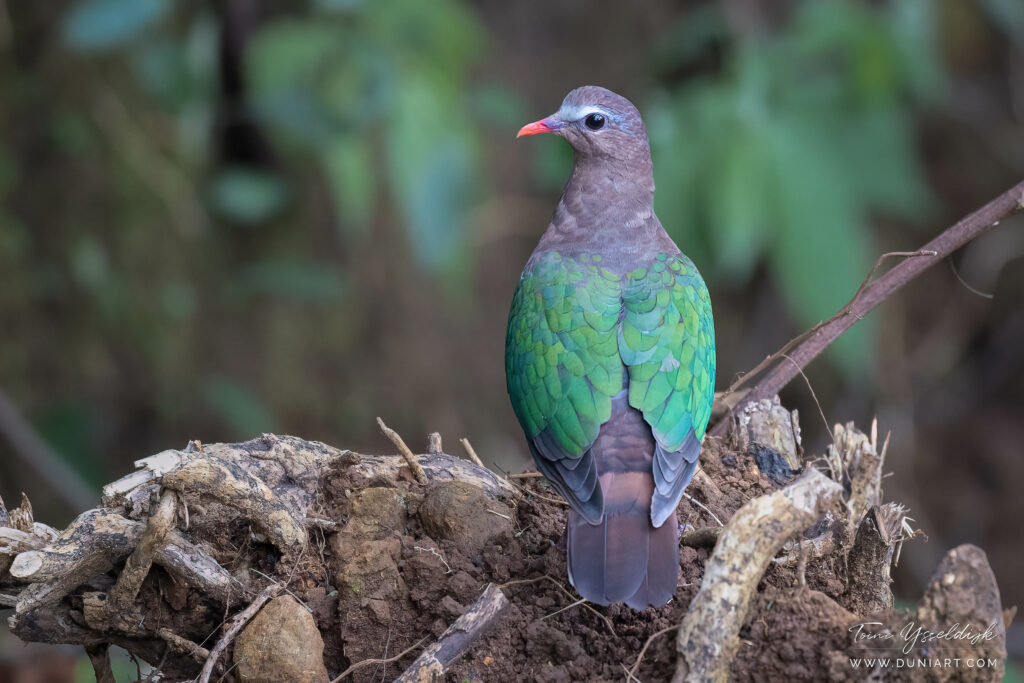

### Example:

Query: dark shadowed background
xmin=1 ymin=0 xmax=1022 ymax=679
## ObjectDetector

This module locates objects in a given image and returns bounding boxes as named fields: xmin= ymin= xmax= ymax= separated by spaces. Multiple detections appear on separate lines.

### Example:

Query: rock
xmin=731 ymin=395 xmax=802 ymax=471
xmin=418 ymin=481 xmax=514 ymax=558
xmin=343 ymin=487 xmax=406 ymax=540
xmin=233 ymin=595 xmax=328 ymax=683
xmin=332 ymin=537 xmax=404 ymax=601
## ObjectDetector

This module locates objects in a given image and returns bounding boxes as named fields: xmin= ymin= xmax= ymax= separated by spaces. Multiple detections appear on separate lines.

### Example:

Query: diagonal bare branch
xmin=712 ymin=179 xmax=1024 ymax=438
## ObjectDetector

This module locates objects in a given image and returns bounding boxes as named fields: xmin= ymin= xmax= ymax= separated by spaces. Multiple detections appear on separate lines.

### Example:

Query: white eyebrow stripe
xmin=555 ymin=104 xmax=612 ymax=121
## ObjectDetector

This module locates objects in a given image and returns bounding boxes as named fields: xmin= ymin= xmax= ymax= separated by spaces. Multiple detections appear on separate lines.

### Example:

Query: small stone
xmin=418 ymin=481 xmax=514 ymax=557
xmin=234 ymin=595 xmax=328 ymax=683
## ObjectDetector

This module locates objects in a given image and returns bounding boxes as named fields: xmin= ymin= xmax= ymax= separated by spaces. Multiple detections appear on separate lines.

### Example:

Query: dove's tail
xmin=566 ymin=470 xmax=679 ymax=609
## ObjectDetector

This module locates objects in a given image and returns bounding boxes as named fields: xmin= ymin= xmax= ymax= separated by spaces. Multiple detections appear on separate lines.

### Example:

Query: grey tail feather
xmin=624 ymin=510 xmax=679 ymax=609
xmin=651 ymin=433 xmax=702 ymax=528
xmin=566 ymin=508 xmax=679 ymax=608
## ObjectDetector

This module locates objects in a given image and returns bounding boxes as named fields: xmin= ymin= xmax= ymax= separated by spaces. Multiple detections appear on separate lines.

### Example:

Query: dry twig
xmin=196 ymin=583 xmax=282 ymax=683
xmin=459 ymin=437 xmax=485 ymax=467
xmin=377 ymin=417 xmax=429 ymax=484
xmin=628 ymin=624 xmax=679 ymax=680
xmin=682 ymin=492 xmax=723 ymax=527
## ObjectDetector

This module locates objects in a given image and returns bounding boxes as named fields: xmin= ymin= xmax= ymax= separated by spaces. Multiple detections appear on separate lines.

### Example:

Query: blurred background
xmin=0 ymin=0 xmax=1022 ymax=679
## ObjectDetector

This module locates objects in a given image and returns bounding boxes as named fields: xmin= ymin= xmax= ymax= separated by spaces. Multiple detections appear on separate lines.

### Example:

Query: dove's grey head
xmin=519 ymin=86 xmax=668 ymax=266
xmin=518 ymin=86 xmax=651 ymax=167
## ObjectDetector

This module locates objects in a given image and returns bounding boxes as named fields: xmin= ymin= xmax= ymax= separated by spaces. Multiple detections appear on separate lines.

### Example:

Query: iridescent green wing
xmin=505 ymin=252 xmax=624 ymax=522
xmin=619 ymin=252 xmax=715 ymax=526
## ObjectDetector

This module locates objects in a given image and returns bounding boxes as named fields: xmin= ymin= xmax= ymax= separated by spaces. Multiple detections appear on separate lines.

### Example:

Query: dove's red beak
xmin=517 ymin=117 xmax=562 ymax=137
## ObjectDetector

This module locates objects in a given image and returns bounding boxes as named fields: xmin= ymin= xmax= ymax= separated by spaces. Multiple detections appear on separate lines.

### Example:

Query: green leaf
xmin=322 ymin=137 xmax=375 ymax=235
xmin=766 ymin=116 xmax=875 ymax=373
xmin=246 ymin=20 xmax=341 ymax=143
xmin=208 ymin=168 xmax=289 ymax=225
xmin=649 ymin=92 xmax=713 ymax=266
xmin=246 ymin=20 xmax=338 ymax=92
xmin=63 ymin=0 xmax=169 ymax=51
xmin=34 ymin=402 xmax=104 ymax=488
xmin=132 ymin=40 xmax=193 ymax=108
xmin=471 ymin=84 xmax=528 ymax=130
xmin=707 ymin=121 xmax=771 ymax=281
xmin=829 ymin=104 xmax=933 ymax=220
xmin=315 ymin=0 xmax=368 ymax=11
xmin=387 ymin=78 xmax=477 ymax=271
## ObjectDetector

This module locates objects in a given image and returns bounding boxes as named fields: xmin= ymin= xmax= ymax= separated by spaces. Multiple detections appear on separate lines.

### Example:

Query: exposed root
xmin=329 ymin=636 xmax=429 ymax=682
xmin=673 ymin=469 xmax=844 ymax=682
xmin=9 ymin=510 xmax=142 ymax=612
xmin=109 ymin=491 xmax=177 ymax=615
xmin=86 ymin=644 xmax=115 ymax=683
xmin=157 ymin=627 xmax=210 ymax=664
xmin=162 ymin=455 xmax=306 ymax=554
xmin=0 ymin=418 xmax=974 ymax=682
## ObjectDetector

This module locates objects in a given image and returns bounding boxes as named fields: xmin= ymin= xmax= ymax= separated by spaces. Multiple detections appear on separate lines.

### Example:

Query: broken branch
xmin=394 ymin=583 xmax=508 ymax=682
xmin=713 ymin=178 xmax=1024 ymax=437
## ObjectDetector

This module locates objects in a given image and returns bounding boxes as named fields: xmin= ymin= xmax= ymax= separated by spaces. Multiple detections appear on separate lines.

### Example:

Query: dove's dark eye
xmin=584 ymin=113 xmax=605 ymax=130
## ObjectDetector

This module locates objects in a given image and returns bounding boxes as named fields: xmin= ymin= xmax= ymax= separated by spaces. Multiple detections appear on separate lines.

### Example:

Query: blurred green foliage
xmin=243 ymin=0 xmax=486 ymax=271
xmin=647 ymin=0 xmax=942 ymax=370
xmin=0 ymin=0 xmax=997 ymax=482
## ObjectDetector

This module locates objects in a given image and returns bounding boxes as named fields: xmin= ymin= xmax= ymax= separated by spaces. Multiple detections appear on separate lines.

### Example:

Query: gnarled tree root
xmin=0 ymin=408 xmax=1007 ymax=681
xmin=673 ymin=469 xmax=845 ymax=683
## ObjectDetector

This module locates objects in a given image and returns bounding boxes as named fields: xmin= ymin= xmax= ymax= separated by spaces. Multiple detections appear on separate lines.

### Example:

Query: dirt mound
xmin=0 ymin=406 xmax=1009 ymax=681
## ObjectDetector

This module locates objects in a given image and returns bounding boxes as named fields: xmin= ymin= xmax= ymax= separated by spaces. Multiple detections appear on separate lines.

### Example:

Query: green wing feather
xmin=506 ymin=252 xmax=623 ymax=459
xmin=619 ymin=253 xmax=715 ymax=451
xmin=507 ymin=250 xmax=714 ymax=524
